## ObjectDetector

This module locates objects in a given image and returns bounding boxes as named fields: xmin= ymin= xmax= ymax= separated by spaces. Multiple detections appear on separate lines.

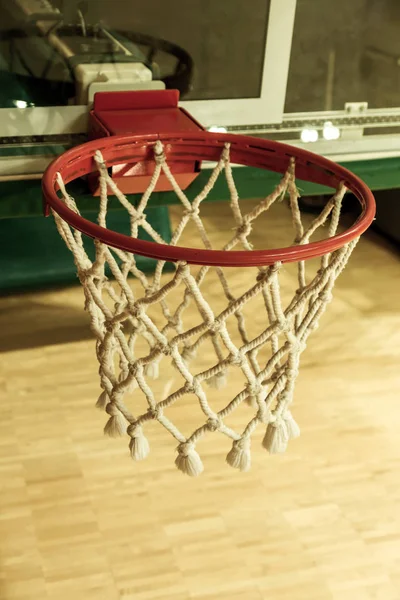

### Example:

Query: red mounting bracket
xmin=88 ymin=89 xmax=204 ymax=194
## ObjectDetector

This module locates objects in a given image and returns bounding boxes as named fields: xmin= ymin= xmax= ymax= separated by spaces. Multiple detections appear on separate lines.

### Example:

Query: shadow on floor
xmin=0 ymin=291 xmax=93 ymax=352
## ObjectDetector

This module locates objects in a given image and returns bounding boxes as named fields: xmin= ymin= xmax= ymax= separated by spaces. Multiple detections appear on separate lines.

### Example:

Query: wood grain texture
xmin=1 ymin=200 xmax=400 ymax=600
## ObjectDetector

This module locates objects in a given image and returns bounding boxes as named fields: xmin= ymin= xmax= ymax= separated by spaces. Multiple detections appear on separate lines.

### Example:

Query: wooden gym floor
xmin=1 ymin=199 xmax=400 ymax=600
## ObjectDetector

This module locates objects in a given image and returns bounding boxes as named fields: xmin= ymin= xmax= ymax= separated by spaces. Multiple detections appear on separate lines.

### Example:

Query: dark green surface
xmin=2 ymin=157 xmax=400 ymax=221
xmin=0 ymin=145 xmax=68 ymax=157
xmin=0 ymin=205 xmax=173 ymax=292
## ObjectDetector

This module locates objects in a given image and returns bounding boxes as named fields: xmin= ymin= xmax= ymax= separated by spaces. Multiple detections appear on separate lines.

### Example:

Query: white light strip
xmin=0 ymin=106 xmax=89 ymax=137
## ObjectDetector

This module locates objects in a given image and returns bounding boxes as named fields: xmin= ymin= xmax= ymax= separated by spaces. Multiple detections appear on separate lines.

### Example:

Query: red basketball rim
xmin=42 ymin=132 xmax=376 ymax=267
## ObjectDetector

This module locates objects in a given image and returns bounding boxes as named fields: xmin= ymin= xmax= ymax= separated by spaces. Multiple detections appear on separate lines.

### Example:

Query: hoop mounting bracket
xmin=88 ymin=89 xmax=204 ymax=194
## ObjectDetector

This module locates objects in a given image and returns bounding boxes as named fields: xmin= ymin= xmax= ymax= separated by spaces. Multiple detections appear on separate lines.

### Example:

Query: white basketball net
xmin=52 ymin=141 xmax=357 ymax=476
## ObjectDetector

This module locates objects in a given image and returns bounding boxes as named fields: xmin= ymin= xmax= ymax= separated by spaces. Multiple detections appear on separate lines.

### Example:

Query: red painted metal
xmin=42 ymin=131 xmax=376 ymax=267
xmin=88 ymin=90 xmax=203 ymax=193
xmin=92 ymin=89 xmax=180 ymax=111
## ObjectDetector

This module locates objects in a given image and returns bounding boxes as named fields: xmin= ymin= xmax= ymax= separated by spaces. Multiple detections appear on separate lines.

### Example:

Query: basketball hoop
xmin=42 ymin=131 xmax=375 ymax=476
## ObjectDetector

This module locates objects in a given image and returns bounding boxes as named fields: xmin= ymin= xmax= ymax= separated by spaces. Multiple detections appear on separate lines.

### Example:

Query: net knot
xmin=184 ymin=380 xmax=200 ymax=395
xmin=207 ymin=319 xmax=222 ymax=333
xmin=128 ymin=363 xmax=139 ymax=376
xmin=147 ymin=406 xmax=162 ymax=420
xmin=145 ymin=284 xmax=157 ymax=297
xmin=276 ymin=319 xmax=290 ymax=334
xmin=132 ymin=212 xmax=146 ymax=226
xmin=236 ymin=221 xmax=252 ymax=238
xmin=221 ymin=143 xmax=231 ymax=161
xmin=290 ymin=337 xmax=306 ymax=353
xmin=126 ymin=422 xmax=140 ymax=437
xmin=246 ymin=381 xmax=263 ymax=396
xmin=184 ymin=206 xmax=200 ymax=218
xmin=105 ymin=402 xmax=120 ymax=417
xmin=177 ymin=442 xmax=195 ymax=457
xmin=155 ymin=342 xmax=171 ymax=356
xmin=229 ymin=351 xmax=245 ymax=367
xmin=271 ymin=413 xmax=285 ymax=427
xmin=93 ymin=274 xmax=108 ymax=285
xmin=167 ymin=315 xmax=180 ymax=328
xmin=131 ymin=304 xmax=145 ymax=319
xmin=153 ymin=140 xmax=165 ymax=162
xmin=105 ymin=319 xmax=118 ymax=333
xmin=77 ymin=263 xmax=92 ymax=279
xmin=94 ymin=150 xmax=106 ymax=168
xmin=206 ymin=417 xmax=222 ymax=432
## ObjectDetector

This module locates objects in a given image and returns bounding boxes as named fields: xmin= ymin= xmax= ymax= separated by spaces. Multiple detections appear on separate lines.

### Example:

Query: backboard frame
xmin=1 ymin=0 xmax=400 ymax=182
xmin=180 ymin=0 xmax=296 ymax=127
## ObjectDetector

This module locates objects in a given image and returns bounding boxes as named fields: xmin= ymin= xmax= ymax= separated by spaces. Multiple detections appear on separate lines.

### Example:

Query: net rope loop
xmin=46 ymin=135 xmax=375 ymax=476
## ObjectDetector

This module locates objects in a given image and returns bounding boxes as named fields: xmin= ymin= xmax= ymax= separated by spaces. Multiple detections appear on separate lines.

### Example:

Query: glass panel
xmin=285 ymin=0 xmax=400 ymax=113
xmin=0 ymin=0 xmax=270 ymax=108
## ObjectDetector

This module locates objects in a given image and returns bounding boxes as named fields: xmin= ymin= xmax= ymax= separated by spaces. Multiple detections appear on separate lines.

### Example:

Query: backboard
xmin=0 ymin=0 xmax=400 ymax=182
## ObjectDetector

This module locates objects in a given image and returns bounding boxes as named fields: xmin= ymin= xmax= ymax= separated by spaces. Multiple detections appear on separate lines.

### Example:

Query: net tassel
xmin=104 ymin=403 xmax=127 ymax=437
xmin=95 ymin=390 xmax=108 ymax=410
xmin=206 ymin=370 xmax=227 ymax=390
xmin=175 ymin=442 xmax=204 ymax=477
xmin=262 ymin=417 xmax=289 ymax=454
xmin=283 ymin=410 xmax=300 ymax=439
xmin=226 ymin=437 xmax=251 ymax=472
xmin=128 ymin=424 xmax=150 ymax=461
